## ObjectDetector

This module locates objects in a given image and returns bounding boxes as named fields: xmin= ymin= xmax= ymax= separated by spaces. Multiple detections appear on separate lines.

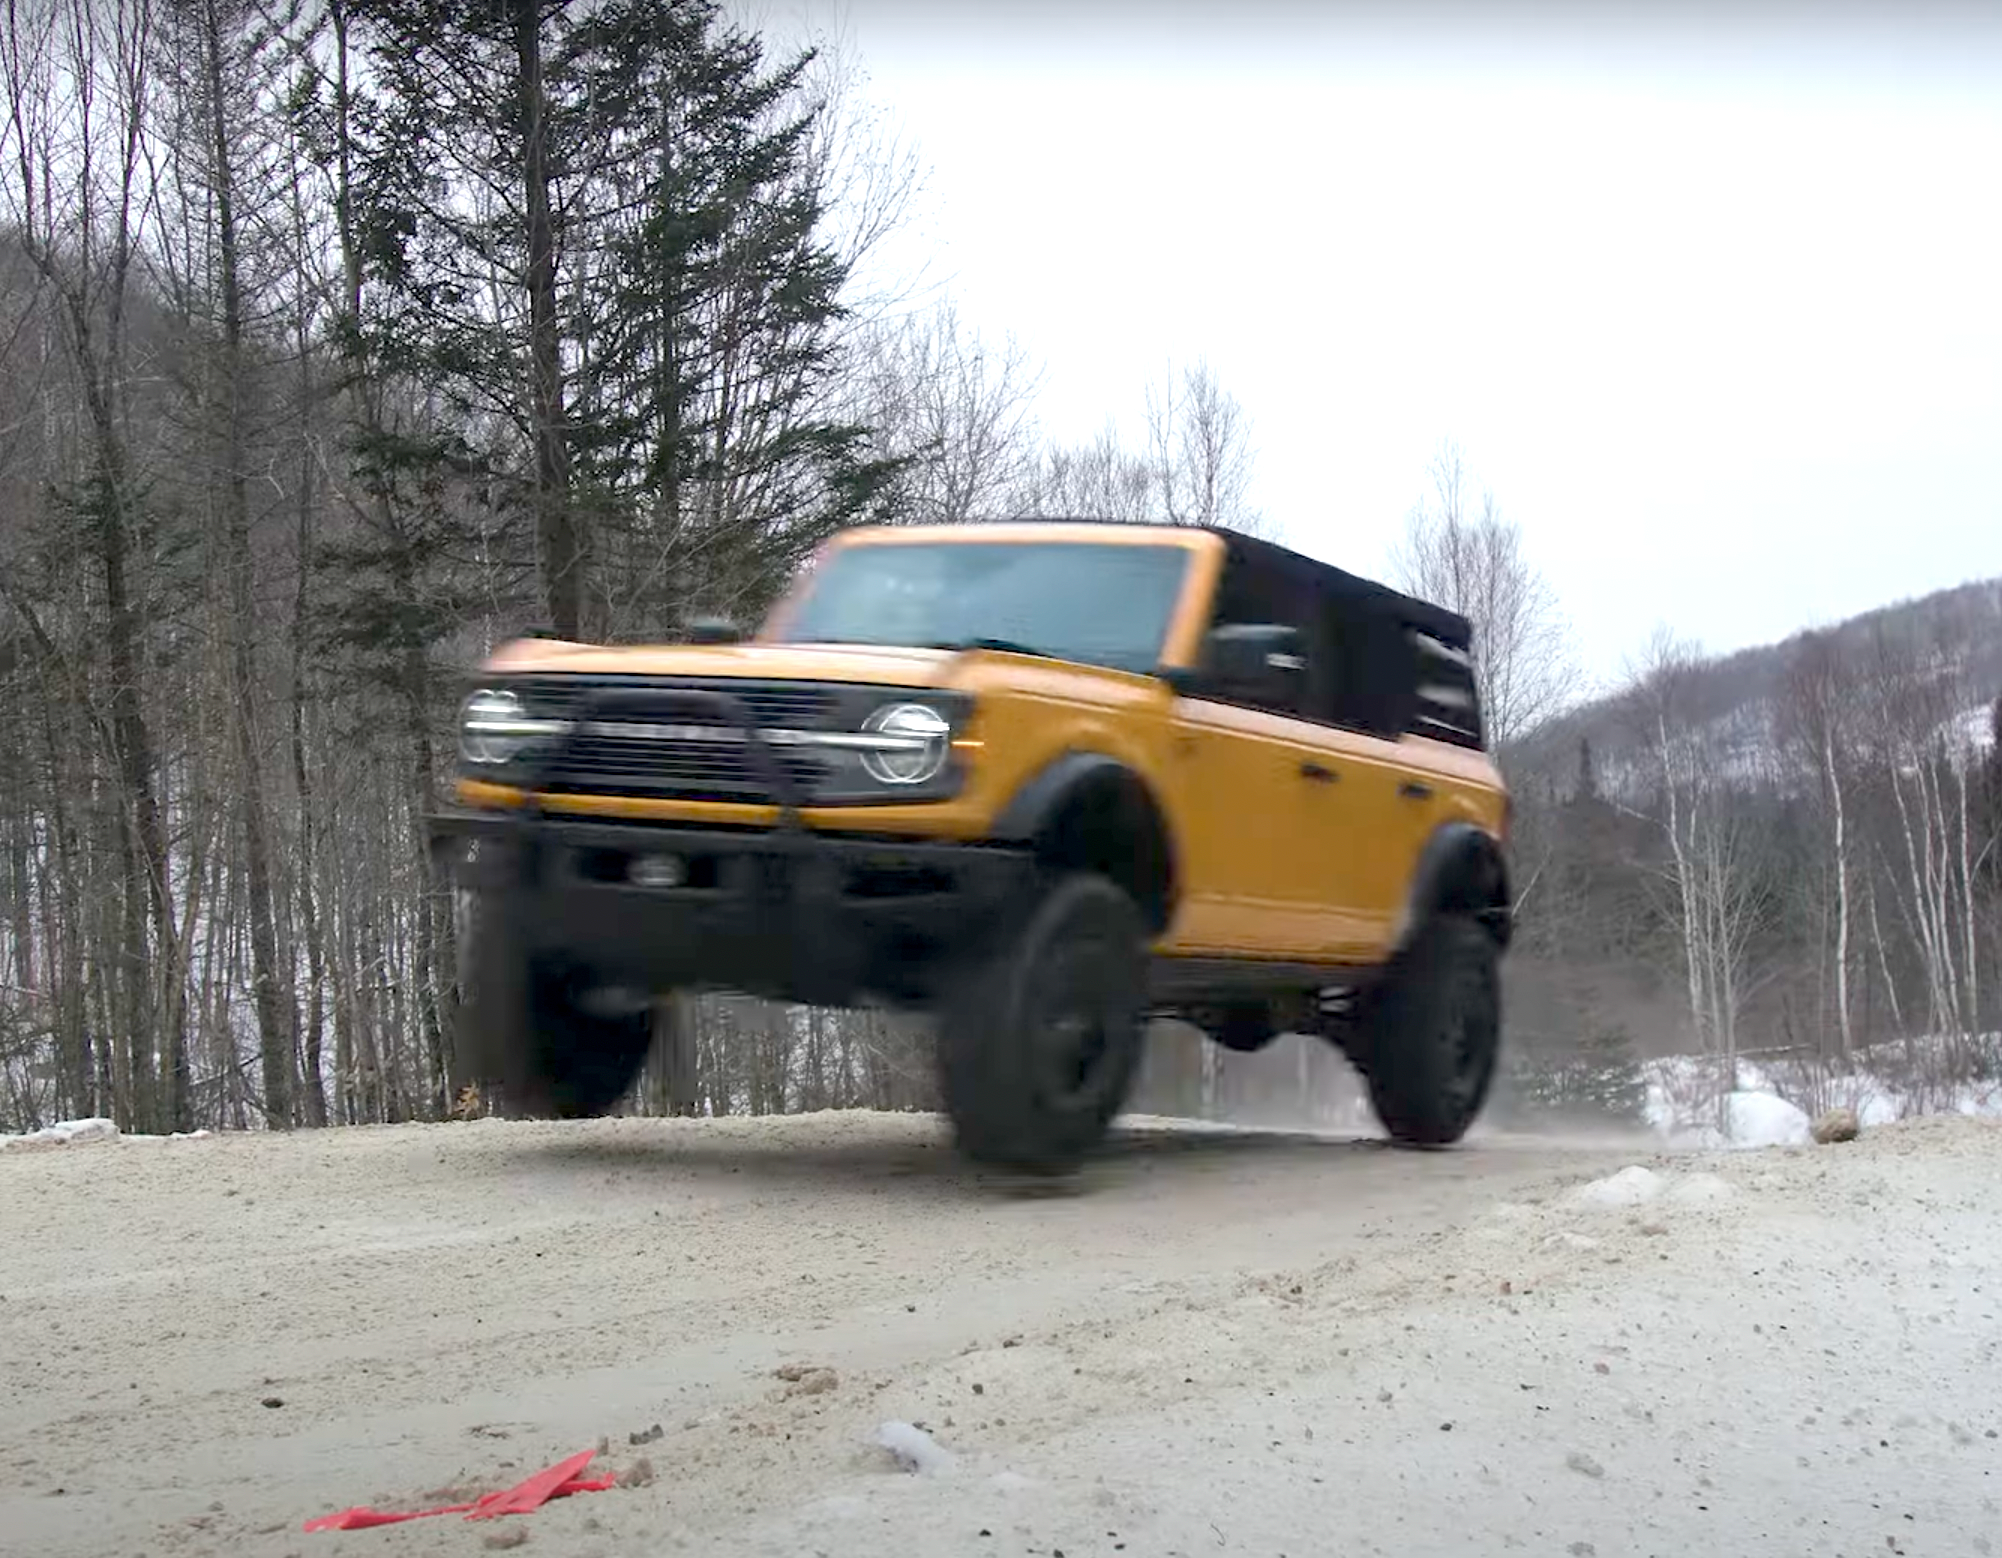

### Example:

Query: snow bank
xmin=1724 ymin=1091 xmax=1812 ymax=1148
xmin=1657 ymin=1090 xmax=1811 ymax=1151
xmin=1641 ymin=1038 xmax=2002 ymax=1151
xmin=1 ymin=1118 xmax=119 ymax=1152
xmin=1 ymin=1119 xmax=213 ymax=1152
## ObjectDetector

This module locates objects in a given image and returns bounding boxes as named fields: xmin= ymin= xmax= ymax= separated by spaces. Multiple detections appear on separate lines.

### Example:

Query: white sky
xmin=775 ymin=2 xmax=2002 ymax=689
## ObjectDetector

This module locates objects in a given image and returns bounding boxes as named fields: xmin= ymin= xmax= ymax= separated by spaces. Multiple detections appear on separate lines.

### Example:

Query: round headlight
xmin=859 ymin=702 xmax=952 ymax=786
xmin=460 ymin=687 xmax=533 ymax=766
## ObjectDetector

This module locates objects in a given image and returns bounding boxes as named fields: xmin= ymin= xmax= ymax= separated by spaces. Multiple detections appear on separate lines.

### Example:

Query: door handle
xmin=1299 ymin=761 xmax=1339 ymax=784
xmin=1398 ymin=780 xmax=1433 ymax=801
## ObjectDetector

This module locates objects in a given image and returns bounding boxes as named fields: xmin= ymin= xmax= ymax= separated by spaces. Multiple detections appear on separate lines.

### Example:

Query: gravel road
xmin=4 ymin=1111 xmax=1999 ymax=1557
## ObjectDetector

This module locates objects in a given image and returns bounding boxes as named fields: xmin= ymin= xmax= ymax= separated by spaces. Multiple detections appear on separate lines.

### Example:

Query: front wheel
xmin=509 ymin=964 xmax=658 ymax=1119
xmin=456 ymin=892 xmax=656 ymax=1120
xmin=936 ymin=873 xmax=1148 ymax=1175
xmin=1353 ymin=913 xmax=1500 ymax=1147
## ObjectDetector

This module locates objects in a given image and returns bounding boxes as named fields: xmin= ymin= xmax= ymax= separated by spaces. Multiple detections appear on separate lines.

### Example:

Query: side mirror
xmin=1202 ymin=623 xmax=1306 ymax=708
xmin=685 ymin=616 xmax=741 ymax=645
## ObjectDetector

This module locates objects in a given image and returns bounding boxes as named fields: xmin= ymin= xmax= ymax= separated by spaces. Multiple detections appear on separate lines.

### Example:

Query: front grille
xmin=519 ymin=676 xmax=844 ymax=802
xmin=554 ymin=732 xmax=833 ymax=800
xmin=522 ymin=677 xmax=841 ymax=730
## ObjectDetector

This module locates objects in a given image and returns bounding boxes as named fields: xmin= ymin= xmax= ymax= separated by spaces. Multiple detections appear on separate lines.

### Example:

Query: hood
xmin=481 ymin=637 xmax=960 ymax=689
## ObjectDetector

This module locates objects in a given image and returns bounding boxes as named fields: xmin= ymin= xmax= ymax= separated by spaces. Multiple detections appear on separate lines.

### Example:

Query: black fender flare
xmin=990 ymin=752 xmax=1178 ymax=934
xmin=1395 ymin=822 xmax=1512 ymax=954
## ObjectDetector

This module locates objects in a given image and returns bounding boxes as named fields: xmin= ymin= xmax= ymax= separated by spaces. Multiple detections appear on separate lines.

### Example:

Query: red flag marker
xmin=304 ymin=1449 xmax=617 ymax=1533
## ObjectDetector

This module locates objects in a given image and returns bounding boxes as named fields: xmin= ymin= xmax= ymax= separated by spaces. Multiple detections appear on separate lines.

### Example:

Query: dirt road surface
xmin=5 ymin=1112 xmax=2000 ymax=1557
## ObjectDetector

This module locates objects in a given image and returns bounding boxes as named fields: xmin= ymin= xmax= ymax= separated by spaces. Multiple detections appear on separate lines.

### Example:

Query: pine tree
xmin=567 ymin=0 xmax=900 ymax=636
xmin=1571 ymin=1022 xmax=1648 ymax=1120
xmin=333 ymin=0 xmax=580 ymax=634
xmin=332 ymin=0 xmax=891 ymax=641
xmin=1501 ymin=1015 xmax=1647 ymax=1124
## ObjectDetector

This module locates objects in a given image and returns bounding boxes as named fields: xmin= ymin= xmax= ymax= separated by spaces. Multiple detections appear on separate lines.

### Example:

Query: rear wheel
xmin=1354 ymin=913 xmax=1500 ymax=1147
xmin=936 ymin=873 xmax=1148 ymax=1175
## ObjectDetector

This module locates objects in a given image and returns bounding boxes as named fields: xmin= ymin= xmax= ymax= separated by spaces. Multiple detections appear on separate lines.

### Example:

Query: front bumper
xmin=427 ymin=805 xmax=1032 ymax=1007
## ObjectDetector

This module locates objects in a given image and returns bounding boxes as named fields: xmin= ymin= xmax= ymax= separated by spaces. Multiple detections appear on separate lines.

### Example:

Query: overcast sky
xmin=771 ymin=2 xmax=2001 ymax=689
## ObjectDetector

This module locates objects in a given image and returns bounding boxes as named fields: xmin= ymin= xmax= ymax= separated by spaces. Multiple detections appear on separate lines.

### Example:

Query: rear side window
xmin=1198 ymin=537 xmax=1482 ymax=746
xmin=1318 ymin=608 xmax=1418 ymax=740
xmin=1408 ymin=630 xmax=1484 ymax=748
xmin=1204 ymin=549 xmax=1416 ymax=737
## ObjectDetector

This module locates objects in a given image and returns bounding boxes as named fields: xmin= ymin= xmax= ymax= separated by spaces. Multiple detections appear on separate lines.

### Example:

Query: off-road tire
xmin=937 ymin=873 xmax=1148 ymax=1176
xmin=508 ymin=964 xmax=657 ymax=1119
xmin=1355 ymin=913 xmax=1500 ymax=1147
xmin=457 ymin=891 xmax=655 ymax=1120
xmin=450 ymin=889 xmax=520 ymax=1097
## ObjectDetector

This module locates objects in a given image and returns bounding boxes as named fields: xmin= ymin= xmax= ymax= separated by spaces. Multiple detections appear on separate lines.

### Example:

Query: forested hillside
xmin=1500 ymin=577 xmax=2002 ymax=1116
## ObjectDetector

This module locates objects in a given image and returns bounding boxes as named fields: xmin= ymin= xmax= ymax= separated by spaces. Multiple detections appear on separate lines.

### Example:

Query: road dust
xmin=4 ymin=1108 xmax=1998 ymax=1556
xmin=1132 ymin=1023 xmax=1668 ymax=1155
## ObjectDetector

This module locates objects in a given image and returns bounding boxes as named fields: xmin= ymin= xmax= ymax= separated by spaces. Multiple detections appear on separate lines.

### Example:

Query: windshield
xmin=776 ymin=540 xmax=1193 ymax=674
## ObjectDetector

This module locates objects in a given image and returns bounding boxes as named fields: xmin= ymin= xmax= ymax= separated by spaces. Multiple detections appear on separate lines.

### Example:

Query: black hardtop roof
xmin=1203 ymin=526 xmax=1473 ymax=654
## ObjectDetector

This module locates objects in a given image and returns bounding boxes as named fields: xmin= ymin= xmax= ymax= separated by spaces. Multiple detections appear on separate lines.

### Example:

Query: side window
xmin=1203 ymin=550 xmax=1316 ymax=718
xmin=1198 ymin=546 xmax=1457 ymax=742
xmin=1314 ymin=602 xmax=1420 ymax=739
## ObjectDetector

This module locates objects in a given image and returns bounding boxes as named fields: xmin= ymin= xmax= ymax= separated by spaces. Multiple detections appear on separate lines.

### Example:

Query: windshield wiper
xmin=927 ymin=637 xmax=1050 ymax=659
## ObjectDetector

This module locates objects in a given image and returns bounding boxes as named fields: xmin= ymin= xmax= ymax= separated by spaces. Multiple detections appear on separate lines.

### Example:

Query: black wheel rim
xmin=1441 ymin=956 xmax=1497 ymax=1116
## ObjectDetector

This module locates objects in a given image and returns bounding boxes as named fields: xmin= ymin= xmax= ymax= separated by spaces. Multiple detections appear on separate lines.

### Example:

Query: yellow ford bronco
xmin=429 ymin=522 xmax=1512 ymax=1172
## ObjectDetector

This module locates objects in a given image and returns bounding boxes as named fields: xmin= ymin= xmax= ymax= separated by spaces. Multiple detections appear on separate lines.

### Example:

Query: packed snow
xmin=875 ymin=1420 xmax=956 ymax=1475
xmin=1563 ymin=1164 xmax=1738 ymax=1213
xmin=1565 ymin=1164 xmax=1664 ymax=1209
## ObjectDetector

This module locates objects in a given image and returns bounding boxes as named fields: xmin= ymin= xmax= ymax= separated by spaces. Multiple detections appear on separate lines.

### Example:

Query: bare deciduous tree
xmin=3 ymin=0 xmax=191 ymax=1131
xmin=1624 ymin=628 xmax=1777 ymax=1118
xmin=1144 ymin=358 xmax=1262 ymax=534
xmin=848 ymin=300 xmax=1039 ymax=524
xmin=1014 ymin=423 xmax=1154 ymax=523
xmin=1391 ymin=441 xmax=1572 ymax=751
xmin=1777 ymin=630 xmax=1858 ymax=1058
xmin=1860 ymin=627 xmax=1989 ymax=1089
xmin=1015 ymin=359 xmax=1268 ymax=535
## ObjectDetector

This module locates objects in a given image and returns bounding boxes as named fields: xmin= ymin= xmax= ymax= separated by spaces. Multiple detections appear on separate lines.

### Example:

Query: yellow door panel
xmin=1303 ymin=730 xmax=1436 ymax=946
xmin=1162 ymin=698 xmax=1378 ymax=961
